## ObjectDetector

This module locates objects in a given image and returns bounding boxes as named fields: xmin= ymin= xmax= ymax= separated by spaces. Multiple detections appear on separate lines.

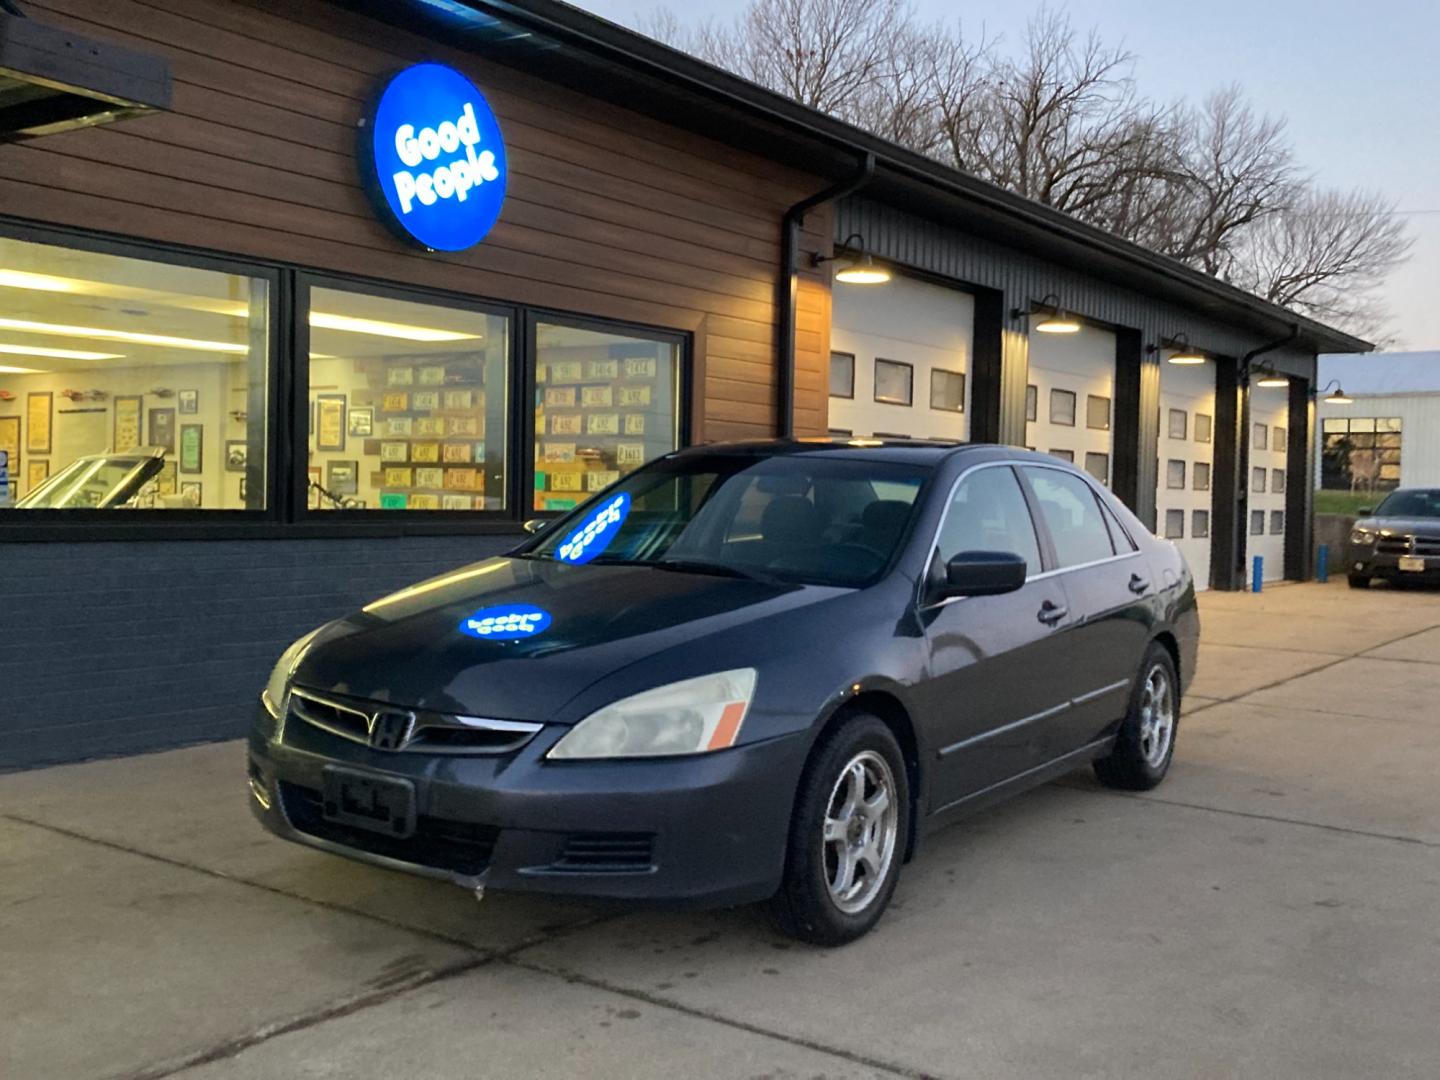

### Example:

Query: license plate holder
xmin=321 ymin=766 xmax=416 ymax=837
xmin=1399 ymin=556 xmax=1426 ymax=572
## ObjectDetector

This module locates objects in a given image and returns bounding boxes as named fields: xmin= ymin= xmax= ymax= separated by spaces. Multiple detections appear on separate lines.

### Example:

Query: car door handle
xmin=1128 ymin=574 xmax=1150 ymax=595
xmin=1037 ymin=600 xmax=1068 ymax=626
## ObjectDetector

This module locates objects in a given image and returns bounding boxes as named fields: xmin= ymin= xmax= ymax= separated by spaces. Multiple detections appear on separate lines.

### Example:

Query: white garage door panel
xmin=1026 ymin=325 xmax=1116 ymax=486
xmin=1249 ymin=386 xmax=1290 ymax=583
xmin=1157 ymin=355 xmax=1216 ymax=590
xmin=830 ymin=276 xmax=974 ymax=441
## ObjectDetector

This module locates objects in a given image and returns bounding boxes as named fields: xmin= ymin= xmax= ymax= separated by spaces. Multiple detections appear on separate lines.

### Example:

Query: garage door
xmin=1156 ymin=353 xmax=1216 ymax=589
xmin=829 ymin=275 xmax=973 ymax=441
xmin=1026 ymin=324 xmax=1116 ymax=487
xmin=1248 ymin=385 xmax=1290 ymax=583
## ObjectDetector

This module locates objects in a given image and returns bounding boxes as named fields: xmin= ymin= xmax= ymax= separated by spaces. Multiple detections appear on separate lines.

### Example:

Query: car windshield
xmin=520 ymin=454 xmax=931 ymax=588
xmin=1373 ymin=489 xmax=1440 ymax=518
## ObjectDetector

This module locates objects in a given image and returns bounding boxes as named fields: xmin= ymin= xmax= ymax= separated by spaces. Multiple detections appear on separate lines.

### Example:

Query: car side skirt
xmin=923 ymin=735 xmax=1117 ymax=828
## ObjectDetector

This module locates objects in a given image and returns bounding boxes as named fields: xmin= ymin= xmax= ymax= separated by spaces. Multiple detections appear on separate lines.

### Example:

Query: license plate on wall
xmin=1399 ymin=556 xmax=1426 ymax=572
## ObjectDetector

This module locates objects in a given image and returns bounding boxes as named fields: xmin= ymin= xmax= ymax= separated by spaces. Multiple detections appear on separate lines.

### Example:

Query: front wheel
xmin=768 ymin=715 xmax=908 ymax=946
xmin=1093 ymin=644 xmax=1178 ymax=791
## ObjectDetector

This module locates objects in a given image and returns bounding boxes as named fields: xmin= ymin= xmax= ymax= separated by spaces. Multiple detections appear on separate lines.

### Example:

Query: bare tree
xmin=631 ymin=0 xmax=1412 ymax=339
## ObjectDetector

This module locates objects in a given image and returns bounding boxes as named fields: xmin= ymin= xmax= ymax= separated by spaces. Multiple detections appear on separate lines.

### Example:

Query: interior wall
xmin=1156 ymin=354 xmax=1216 ymax=589
xmin=829 ymin=274 xmax=974 ymax=440
xmin=1025 ymin=324 xmax=1117 ymax=486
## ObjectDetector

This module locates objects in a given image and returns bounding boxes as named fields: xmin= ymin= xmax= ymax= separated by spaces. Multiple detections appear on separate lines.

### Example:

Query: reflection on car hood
xmin=1358 ymin=516 xmax=1440 ymax=535
xmin=293 ymin=557 xmax=839 ymax=722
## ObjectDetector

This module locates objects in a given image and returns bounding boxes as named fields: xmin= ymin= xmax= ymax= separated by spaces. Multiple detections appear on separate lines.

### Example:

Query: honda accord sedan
xmin=249 ymin=440 xmax=1198 ymax=944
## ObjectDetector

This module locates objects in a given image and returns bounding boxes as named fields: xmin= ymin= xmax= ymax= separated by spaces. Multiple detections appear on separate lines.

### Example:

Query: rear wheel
xmin=1093 ymin=643 xmax=1178 ymax=791
xmin=768 ymin=715 xmax=908 ymax=946
xmin=1348 ymin=573 xmax=1371 ymax=589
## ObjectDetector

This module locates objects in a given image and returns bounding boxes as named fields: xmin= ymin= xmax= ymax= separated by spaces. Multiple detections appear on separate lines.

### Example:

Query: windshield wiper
xmin=652 ymin=558 xmax=780 ymax=584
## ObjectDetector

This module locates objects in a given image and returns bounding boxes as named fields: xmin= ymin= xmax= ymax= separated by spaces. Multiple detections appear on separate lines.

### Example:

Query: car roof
xmin=672 ymin=438 xmax=1057 ymax=468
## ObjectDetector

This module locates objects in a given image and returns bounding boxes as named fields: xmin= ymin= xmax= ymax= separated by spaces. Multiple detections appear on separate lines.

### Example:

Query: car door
xmin=1019 ymin=466 xmax=1152 ymax=756
xmin=914 ymin=463 xmax=1082 ymax=811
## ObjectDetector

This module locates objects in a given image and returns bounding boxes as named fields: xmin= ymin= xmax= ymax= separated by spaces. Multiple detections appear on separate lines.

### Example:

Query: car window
xmin=1022 ymin=466 xmax=1118 ymax=568
xmin=1374 ymin=489 xmax=1440 ymax=518
xmin=1095 ymin=493 xmax=1137 ymax=552
xmin=936 ymin=466 xmax=1042 ymax=575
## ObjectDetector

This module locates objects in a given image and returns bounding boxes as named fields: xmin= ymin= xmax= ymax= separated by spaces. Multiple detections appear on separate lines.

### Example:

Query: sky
xmin=573 ymin=0 xmax=1440 ymax=351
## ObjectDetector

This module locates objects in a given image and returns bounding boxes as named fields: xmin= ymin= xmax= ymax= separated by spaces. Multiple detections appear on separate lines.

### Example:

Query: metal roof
xmin=340 ymin=0 xmax=1372 ymax=355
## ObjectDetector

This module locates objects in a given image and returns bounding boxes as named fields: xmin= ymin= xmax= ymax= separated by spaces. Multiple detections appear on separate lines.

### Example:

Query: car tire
xmin=1348 ymin=573 xmax=1370 ymax=589
xmin=767 ymin=714 xmax=909 ymax=946
xmin=1093 ymin=643 xmax=1179 ymax=792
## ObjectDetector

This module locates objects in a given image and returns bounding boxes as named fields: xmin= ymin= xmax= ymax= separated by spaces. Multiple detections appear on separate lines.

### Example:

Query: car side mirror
xmin=522 ymin=518 xmax=546 ymax=535
xmin=941 ymin=551 xmax=1028 ymax=599
xmin=1357 ymin=507 xmax=1373 ymax=516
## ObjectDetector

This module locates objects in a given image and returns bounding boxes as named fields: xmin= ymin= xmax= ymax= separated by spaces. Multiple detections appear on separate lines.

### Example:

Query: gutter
xmin=777 ymin=153 xmax=875 ymax=437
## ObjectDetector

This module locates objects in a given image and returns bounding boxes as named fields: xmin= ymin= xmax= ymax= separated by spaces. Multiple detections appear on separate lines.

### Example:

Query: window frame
xmin=828 ymin=350 xmax=855 ymax=399
xmin=0 ymin=219 xmax=692 ymax=541
xmin=929 ymin=367 xmax=966 ymax=413
xmin=873 ymin=357 xmax=914 ymax=406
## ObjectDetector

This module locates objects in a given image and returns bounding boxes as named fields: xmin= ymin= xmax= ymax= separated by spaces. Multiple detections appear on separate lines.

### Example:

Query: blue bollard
xmin=1317 ymin=543 xmax=1329 ymax=584
xmin=1252 ymin=555 xmax=1263 ymax=593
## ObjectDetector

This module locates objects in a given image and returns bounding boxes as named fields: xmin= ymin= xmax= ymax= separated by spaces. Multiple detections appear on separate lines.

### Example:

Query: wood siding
xmin=0 ymin=0 xmax=834 ymax=441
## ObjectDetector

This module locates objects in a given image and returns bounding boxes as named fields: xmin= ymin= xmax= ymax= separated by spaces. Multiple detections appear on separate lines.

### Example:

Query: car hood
xmin=1358 ymin=516 xmax=1440 ymax=535
xmin=292 ymin=557 xmax=841 ymax=722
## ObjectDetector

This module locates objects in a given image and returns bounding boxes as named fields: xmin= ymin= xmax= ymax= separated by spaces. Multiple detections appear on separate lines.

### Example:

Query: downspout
xmin=777 ymin=152 xmax=876 ymax=437
xmin=1234 ymin=323 xmax=1300 ymax=583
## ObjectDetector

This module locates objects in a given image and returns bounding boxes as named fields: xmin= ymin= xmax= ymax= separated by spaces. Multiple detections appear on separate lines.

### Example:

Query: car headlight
xmin=261 ymin=627 xmax=323 ymax=719
xmin=547 ymin=669 xmax=758 ymax=760
xmin=1350 ymin=527 xmax=1377 ymax=545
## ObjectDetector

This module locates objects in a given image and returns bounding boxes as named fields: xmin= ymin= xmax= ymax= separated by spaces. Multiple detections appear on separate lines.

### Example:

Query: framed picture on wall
xmin=873 ymin=358 xmax=913 ymax=405
xmin=1049 ymin=388 xmax=1076 ymax=426
xmin=180 ymin=481 xmax=202 ymax=506
xmin=225 ymin=440 xmax=247 ymax=472
xmin=178 ymin=389 xmax=199 ymax=415
xmin=26 ymin=392 xmax=52 ymax=454
xmin=148 ymin=407 xmax=177 ymax=453
xmin=1086 ymin=394 xmax=1111 ymax=431
xmin=307 ymin=466 xmax=322 ymax=509
xmin=348 ymin=407 xmax=374 ymax=437
xmin=179 ymin=424 xmax=204 ymax=474
xmin=0 ymin=416 xmax=19 ymax=479
xmin=327 ymin=460 xmax=359 ymax=496
xmin=26 ymin=459 xmax=48 ymax=492
xmin=316 ymin=394 xmax=347 ymax=451
xmin=1025 ymin=384 xmax=1038 ymax=422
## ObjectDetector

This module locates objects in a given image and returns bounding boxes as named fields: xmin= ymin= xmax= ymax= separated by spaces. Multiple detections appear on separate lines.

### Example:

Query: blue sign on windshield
xmin=362 ymin=63 xmax=507 ymax=252
xmin=556 ymin=492 xmax=631 ymax=565
xmin=459 ymin=604 xmax=552 ymax=641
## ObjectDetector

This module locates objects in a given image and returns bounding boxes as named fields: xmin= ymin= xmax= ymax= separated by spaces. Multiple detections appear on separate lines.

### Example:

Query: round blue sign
xmin=556 ymin=492 xmax=631 ymax=565
xmin=459 ymin=604 xmax=552 ymax=641
xmin=363 ymin=63 xmax=507 ymax=252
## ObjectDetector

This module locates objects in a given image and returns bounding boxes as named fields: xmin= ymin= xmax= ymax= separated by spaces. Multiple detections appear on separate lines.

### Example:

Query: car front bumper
xmin=247 ymin=700 xmax=809 ymax=908
xmin=1347 ymin=547 xmax=1440 ymax=583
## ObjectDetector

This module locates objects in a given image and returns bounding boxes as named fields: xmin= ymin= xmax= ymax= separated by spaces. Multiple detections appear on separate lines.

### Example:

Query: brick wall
xmin=0 ymin=535 xmax=516 ymax=770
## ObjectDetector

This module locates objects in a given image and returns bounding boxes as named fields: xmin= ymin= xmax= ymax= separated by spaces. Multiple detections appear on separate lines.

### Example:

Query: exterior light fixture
xmin=1013 ymin=294 xmax=1081 ymax=334
xmin=1166 ymin=333 xmax=1206 ymax=365
xmin=1318 ymin=379 xmax=1353 ymax=405
xmin=1253 ymin=366 xmax=1290 ymax=388
xmin=813 ymin=233 xmax=891 ymax=285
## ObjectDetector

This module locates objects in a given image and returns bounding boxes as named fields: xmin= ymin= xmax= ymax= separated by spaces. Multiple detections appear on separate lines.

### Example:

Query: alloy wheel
xmin=1138 ymin=665 xmax=1175 ymax=768
xmin=822 ymin=750 xmax=900 ymax=915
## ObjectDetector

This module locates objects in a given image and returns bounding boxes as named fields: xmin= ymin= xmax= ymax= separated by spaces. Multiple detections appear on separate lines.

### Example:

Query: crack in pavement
xmin=503 ymin=955 xmax=939 ymax=1080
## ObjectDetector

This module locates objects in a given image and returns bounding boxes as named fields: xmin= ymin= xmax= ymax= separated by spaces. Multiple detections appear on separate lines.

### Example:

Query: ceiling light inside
xmin=309 ymin=312 xmax=480 ymax=341
xmin=0 ymin=343 xmax=124 ymax=361
xmin=0 ymin=317 xmax=247 ymax=353
xmin=0 ymin=365 xmax=46 ymax=374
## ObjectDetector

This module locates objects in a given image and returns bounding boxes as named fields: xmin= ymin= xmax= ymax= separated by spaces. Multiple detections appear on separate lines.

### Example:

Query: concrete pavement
xmin=3 ymin=581 xmax=1439 ymax=1079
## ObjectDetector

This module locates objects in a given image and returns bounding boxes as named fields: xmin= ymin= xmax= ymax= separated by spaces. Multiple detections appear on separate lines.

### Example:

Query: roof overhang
xmin=0 ymin=9 xmax=171 ymax=141
xmin=336 ymin=0 xmax=1372 ymax=355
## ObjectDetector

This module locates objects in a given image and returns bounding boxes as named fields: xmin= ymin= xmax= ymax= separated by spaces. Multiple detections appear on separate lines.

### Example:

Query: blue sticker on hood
xmin=459 ymin=603 xmax=552 ymax=640
xmin=555 ymin=492 xmax=630 ymax=565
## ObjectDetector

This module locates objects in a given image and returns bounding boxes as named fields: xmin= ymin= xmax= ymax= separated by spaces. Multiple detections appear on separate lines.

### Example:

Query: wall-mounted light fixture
xmin=1316 ymin=379 xmax=1353 ymax=405
xmin=812 ymin=233 xmax=892 ymax=285
xmin=1012 ymin=294 xmax=1081 ymax=334
xmin=1253 ymin=366 xmax=1291 ymax=388
xmin=1164 ymin=333 xmax=1206 ymax=365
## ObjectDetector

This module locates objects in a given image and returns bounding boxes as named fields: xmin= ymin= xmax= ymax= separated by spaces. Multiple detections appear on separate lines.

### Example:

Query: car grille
xmin=550 ymin=832 xmax=657 ymax=873
xmin=1376 ymin=534 xmax=1440 ymax=556
xmin=279 ymin=782 xmax=499 ymax=877
xmin=288 ymin=689 xmax=541 ymax=755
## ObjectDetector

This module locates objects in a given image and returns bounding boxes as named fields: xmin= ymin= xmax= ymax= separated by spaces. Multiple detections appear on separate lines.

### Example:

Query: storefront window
xmin=0 ymin=237 xmax=269 ymax=511
xmin=533 ymin=321 xmax=679 ymax=512
xmin=306 ymin=286 xmax=509 ymax=512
